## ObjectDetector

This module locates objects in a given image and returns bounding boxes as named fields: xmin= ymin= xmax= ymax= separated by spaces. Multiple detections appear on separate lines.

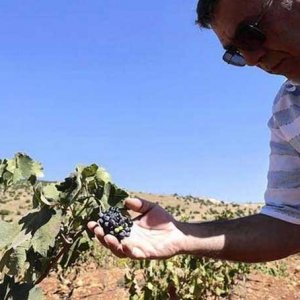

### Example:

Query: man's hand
xmin=88 ymin=198 xmax=300 ymax=262
xmin=87 ymin=198 xmax=186 ymax=259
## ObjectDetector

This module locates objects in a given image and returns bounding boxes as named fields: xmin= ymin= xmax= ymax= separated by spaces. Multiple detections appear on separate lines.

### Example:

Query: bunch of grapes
xmin=98 ymin=207 xmax=133 ymax=241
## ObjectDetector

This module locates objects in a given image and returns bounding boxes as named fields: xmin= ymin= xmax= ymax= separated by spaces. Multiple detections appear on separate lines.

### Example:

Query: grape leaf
xmin=99 ymin=182 xmax=111 ymax=210
xmin=16 ymin=207 xmax=62 ymax=257
xmin=0 ymin=153 xmax=43 ymax=189
xmin=95 ymin=166 xmax=111 ymax=184
xmin=41 ymin=183 xmax=60 ymax=203
xmin=18 ymin=207 xmax=55 ymax=236
xmin=30 ymin=209 xmax=61 ymax=256
xmin=108 ymin=184 xmax=129 ymax=207
xmin=0 ymin=275 xmax=11 ymax=300
xmin=6 ymin=153 xmax=43 ymax=184
xmin=14 ymin=153 xmax=43 ymax=180
xmin=33 ymin=182 xmax=60 ymax=207
xmin=27 ymin=285 xmax=45 ymax=300
xmin=0 ymin=208 xmax=61 ymax=279
xmin=0 ymin=249 xmax=13 ymax=273
xmin=6 ymin=241 xmax=31 ymax=276
xmin=80 ymin=164 xmax=98 ymax=178
xmin=56 ymin=176 xmax=77 ymax=193
xmin=0 ymin=159 xmax=8 ymax=180
xmin=57 ymin=172 xmax=82 ymax=204
xmin=0 ymin=221 xmax=20 ymax=251
xmin=1 ymin=276 xmax=45 ymax=300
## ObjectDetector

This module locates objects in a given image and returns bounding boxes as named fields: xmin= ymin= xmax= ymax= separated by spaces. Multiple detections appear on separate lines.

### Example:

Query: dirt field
xmin=38 ymin=254 xmax=300 ymax=300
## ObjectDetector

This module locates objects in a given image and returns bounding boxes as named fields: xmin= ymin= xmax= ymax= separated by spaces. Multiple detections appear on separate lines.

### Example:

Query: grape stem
xmin=67 ymin=198 xmax=92 ymax=231
xmin=35 ymin=228 xmax=85 ymax=285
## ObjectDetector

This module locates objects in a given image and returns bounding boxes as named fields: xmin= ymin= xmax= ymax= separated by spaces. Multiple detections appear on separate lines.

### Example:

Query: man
xmin=88 ymin=0 xmax=300 ymax=263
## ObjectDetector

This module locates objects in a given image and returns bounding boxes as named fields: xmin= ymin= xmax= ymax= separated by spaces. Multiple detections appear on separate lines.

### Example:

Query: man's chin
xmin=262 ymin=68 xmax=300 ymax=84
xmin=289 ymin=78 xmax=300 ymax=85
xmin=286 ymin=72 xmax=300 ymax=85
xmin=259 ymin=66 xmax=281 ymax=76
xmin=279 ymin=69 xmax=300 ymax=84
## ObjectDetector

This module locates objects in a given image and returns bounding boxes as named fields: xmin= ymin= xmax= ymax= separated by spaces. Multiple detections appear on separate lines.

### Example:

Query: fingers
xmin=87 ymin=221 xmax=108 ymax=248
xmin=87 ymin=221 xmax=99 ymax=232
xmin=125 ymin=197 xmax=156 ymax=214
xmin=104 ymin=235 xmax=127 ymax=258
xmin=87 ymin=221 xmax=126 ymax=258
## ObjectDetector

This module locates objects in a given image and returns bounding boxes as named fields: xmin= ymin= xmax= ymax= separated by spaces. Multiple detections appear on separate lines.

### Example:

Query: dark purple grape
xmin=97 ymin=207 xmax=133 ymax=241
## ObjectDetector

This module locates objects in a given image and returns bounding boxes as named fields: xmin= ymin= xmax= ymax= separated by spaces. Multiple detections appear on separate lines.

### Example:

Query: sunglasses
xmin=222 ymin=0 xmax=273 ymax=67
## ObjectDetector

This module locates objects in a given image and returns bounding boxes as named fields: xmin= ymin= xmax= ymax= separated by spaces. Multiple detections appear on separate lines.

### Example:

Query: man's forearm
xmin=178 ymin=214 xmax=300 ymax=262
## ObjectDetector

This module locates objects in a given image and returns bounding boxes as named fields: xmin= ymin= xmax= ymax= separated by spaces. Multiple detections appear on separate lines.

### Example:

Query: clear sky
xmin=1 ymin=0 xmax=286 ymax=203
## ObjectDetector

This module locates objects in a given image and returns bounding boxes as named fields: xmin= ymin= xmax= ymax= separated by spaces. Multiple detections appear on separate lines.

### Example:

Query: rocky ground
xmin=39 ymin=254 xmax=300 ymax=300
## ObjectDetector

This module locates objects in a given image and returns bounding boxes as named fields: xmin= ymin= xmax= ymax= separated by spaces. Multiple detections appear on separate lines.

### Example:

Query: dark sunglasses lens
xmin=223 ymin=51 xmax=246 ymax=67
xmin=236 ymin=24 xmax=266 ymax=50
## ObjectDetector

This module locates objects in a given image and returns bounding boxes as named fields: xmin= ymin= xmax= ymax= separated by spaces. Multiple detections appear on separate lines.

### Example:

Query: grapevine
xmin=0 ymin=153 xmax=129 ymax=299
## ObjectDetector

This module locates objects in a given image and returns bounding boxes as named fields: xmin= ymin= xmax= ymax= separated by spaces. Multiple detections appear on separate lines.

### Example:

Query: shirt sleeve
xmin=260 ymin=81 xmax=300 ymax=224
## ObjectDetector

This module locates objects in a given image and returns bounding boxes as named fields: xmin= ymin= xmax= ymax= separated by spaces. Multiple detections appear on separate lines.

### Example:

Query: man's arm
xmin=88 ymin=198 xmax=300 ymax=262
xmin=178 ymin=213 xmax=300 ymax=262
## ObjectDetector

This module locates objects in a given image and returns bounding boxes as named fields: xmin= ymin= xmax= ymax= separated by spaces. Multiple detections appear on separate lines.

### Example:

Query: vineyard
xmin=1 ymin=154 xmax=300 ymax=299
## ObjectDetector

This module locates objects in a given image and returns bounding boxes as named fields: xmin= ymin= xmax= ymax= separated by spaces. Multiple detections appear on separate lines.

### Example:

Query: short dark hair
xmin=196 ymin=0 xmax=220 ymax=29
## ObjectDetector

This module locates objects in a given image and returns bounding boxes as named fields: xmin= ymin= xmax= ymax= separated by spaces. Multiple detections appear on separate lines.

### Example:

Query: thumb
xmin=125 ymin=197 xmax=156 ymax=214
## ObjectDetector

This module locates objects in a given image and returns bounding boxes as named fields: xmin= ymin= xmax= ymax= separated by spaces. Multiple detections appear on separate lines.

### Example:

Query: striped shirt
xmin=260 ymin=80 xmax=300 ymax=224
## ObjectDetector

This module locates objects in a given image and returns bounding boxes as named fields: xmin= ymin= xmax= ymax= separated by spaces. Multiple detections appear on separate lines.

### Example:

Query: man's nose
xmin=240 ymin=48 xmax=267 ymax=66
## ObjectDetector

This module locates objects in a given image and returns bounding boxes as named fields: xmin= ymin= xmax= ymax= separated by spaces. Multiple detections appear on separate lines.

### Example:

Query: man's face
xmin=212 ymin=0 xmax=300 ymax=81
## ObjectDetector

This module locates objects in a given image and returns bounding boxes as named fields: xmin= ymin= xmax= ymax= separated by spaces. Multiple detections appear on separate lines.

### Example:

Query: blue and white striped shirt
xmin=261 ymin=80 xmax=300 ymax=224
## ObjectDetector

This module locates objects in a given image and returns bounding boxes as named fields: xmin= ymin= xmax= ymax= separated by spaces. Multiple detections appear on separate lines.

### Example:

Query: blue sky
xmin=1 ymin=0 xmax=286 ymax=203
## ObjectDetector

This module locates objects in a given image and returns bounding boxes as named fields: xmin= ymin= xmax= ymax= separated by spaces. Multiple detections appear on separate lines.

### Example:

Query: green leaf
xmin=8 ymin=281 xmax=44 ymax=300
xmin=18 ymin=207 xmax=56 ymax=236
xmin=33 ymin=183 xmax=60 ymax=207
xmin=6 ymin=153 xmax=43 ymax=184
xmin=6 ymin=241 xmax=30 ymax=276
xmin=0 ymin=159 xmax=6 ymax=177
xmin=27 ymin=286 xmax=45 ymax=300
xmin=0 ymin=208 xmax=62 ymax=278
xmin=108 ymin=184 xmax=128 ymax=207
xmin=25 ymin=249 xmax=51 ymax=281
xmin=146 ymin=282 xmax=153 ymax=291
xmin=166 ymin=261 xmax=174 ymax=272
xmin=3 ymin=208 xmax=60 ymax=251
xmin=0 ymin=153 xmax=43 ymax=189
xmin=0 ymin=221 xmax=20 ymax=251
xmin=95 ymin=166 xmax=111 ymax=184
xmin=0 ymin=249 xmax=13 ymax=273
xmin=99 ymin=182 xmax=111 ymax=210
xmin=14 ymin=153 xmax=44 ymax=180
xmin=81 ymin=164 xmax=98 ymax=178
xmin=28 ymin=175 xmax=37 ymax=186
xmin=189 ymin=284 xmax=195 ymax=294
xmin=59 ymin=172 xmax=82 ymax=204
xmin=15 ymin=207 xmax=61 ymax=257
xmin=55 ymin=176 xmax=77 ymax=193
xmin=1 ymin=171 xmax=13 ymax=189
xmin=0 ymin=275 xmax=12 ymax=300
xmin=215 ymin=286 xmax=225 ymax=296
xmin=31 ymin=209 xmax=62 ymax=256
